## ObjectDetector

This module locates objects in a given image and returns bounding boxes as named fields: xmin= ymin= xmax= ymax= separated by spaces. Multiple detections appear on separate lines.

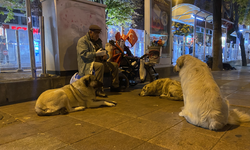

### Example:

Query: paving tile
xmin=222 ymin=125 xmax=250 ymax=142
xmin=238 ymin=88 xmax=250 ymax=92
xmin=212 ymin=140 xmax=250 ymax=150
xmin=26 ymin=115 xmax=83 ymax=132
xmin=132 ymin=142 xmax=170 ymax=150
xmin=222 ymin=81 xmax=250 ymax=86
xmin=0 ymin=111 xmax=21 ymax=128
xmin=70 ymin=130 xmax=145 ymax=150
xmin=227 ymin=94 xmax=250 ymax=100
xmin=0 ymin=122 xmax=38 ymax=145
xmin=138 ymin=108 xmax=184 ymax=126
xmin=107 ymin=103 xmax=159 ymax=118
xmin=148 ymin=122 xmax=220 ymax=150
xmin=0 ymin=101 xmax=36 ymax=115
xmin=219 ymin=85 xmax=241 ymax=90
xmin=111 ymin=118 xmax=170 ymax=141
xmin=0 ymin=133 xmax=67 ymax=150
xmin=220 ymin=89 xmax=237 ymax=96
xmin=71 ymin=110 xmax=134 ymax=128
xmin=66 ymin=107 xmax=110 ymax=121
xmin=57 ymin=145 xmax=78 ymax=150
xmin=227 ymin=99 xmax=250 ymax=107
xmin=46 ymin=121 xmax=106 ymax=144
xmin=233 ymin=91 xmax=250 ymax=95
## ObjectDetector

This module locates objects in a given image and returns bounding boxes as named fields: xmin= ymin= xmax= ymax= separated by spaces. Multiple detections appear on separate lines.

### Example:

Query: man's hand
xmin=96 ymin=48 xmax=106 ymax=56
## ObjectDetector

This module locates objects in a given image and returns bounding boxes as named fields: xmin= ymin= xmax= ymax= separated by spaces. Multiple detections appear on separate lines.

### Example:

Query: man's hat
xmin=89 ymin=25 xmax=101 ymax=33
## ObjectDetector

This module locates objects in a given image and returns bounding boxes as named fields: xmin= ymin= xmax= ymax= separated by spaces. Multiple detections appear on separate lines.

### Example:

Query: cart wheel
xmin=119 ymin=73 xmax=129 ymax=91
xmin=129 ymin=80 xmax=138 ymax=86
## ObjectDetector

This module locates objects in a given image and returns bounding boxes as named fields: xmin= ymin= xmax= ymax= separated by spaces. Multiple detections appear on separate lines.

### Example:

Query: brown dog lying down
xmin=35 ymin=75 xmax=116 ymax=116
xmin=139 ymin=78 xmax=183 ymax=101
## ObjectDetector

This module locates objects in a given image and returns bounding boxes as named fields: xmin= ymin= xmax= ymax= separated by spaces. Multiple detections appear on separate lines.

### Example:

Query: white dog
xmin=174 ymin=55 xmax=250 ymax=130
xmin=139 ymin=78 xmax=183 ymax=101
xmin=35 ymin=75 xmax=116 ymax=116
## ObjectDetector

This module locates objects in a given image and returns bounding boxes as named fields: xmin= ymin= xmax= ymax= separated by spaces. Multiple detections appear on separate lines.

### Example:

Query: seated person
xmin=76 ymin=25 xmax=120 ymax=97
xmin=112 ymin=39 xmax=139 ymax=67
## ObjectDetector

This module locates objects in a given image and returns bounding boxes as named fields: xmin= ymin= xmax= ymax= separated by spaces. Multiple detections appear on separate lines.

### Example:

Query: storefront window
xmin=0 ymin=16 xmax=41 ymax=71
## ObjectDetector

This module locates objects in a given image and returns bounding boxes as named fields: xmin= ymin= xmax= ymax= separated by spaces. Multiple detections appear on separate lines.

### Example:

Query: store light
xmin=191 ymin=15 xmax=204 ymax=21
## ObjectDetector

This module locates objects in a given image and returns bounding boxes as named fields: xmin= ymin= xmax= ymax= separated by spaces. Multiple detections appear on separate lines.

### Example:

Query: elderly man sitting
xmin=75 ymin=25 xmax=121 ymax=97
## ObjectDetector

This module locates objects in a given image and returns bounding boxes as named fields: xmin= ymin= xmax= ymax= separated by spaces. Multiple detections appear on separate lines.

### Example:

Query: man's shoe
xmin=96 ymin=90 xmax=107 ymax=97
xmin=110 ymin=86 xmax=121 ymax=92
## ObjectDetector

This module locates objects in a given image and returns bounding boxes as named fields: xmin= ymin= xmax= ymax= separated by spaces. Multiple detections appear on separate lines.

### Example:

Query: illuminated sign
xmin=0 ymin=28 xmax=3 ymax=36
xmin=11 ymin=26 xmax=39 ymax=34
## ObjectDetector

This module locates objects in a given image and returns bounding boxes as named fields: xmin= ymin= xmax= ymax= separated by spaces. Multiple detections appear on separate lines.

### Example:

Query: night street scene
xmin=1 ymin=0 xmax=250 ymax=149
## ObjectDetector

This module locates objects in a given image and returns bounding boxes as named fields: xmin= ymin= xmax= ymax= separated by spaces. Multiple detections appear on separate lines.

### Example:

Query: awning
xmin=172 ymin=3 xmax=213 ymax=26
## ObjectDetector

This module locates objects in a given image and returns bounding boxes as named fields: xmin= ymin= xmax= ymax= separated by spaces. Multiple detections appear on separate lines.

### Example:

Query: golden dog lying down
xmin=139 ymin=78 xmax=183 ymax=101
xmin=174 ymin=55 xmax=250 ymax=130
xmin=35 ymin=75 xmax=116 ymax=116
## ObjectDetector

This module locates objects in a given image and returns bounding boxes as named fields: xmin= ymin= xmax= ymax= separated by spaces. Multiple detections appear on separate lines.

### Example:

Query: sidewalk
xmin=0 ymin=66 xmax=250 ymax=150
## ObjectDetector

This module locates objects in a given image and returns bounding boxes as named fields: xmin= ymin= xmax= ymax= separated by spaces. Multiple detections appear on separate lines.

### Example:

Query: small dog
xmin=105 ymin=42 xmax=113 ymax=62
xmin=35 ymin=74 xmax=116 ymax=116
xmin=139 ymin=78 xmax=183 ymax=101
xmin=174 ymin=55 xmax=250 ymax=130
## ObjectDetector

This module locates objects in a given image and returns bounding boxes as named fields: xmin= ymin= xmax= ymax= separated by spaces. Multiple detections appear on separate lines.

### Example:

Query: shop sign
xmin=11 ymin=26 xmax=39 ymax=34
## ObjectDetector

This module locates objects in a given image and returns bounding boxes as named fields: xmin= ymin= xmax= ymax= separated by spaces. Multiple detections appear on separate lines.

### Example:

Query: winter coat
xmin=76 ymin=33 xmax=108 ymax=76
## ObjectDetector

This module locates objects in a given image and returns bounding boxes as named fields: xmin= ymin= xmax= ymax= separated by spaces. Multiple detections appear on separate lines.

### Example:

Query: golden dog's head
xmin=173 ymin=55 xmax=191 ymax=72
xmin=139 ymin=84 xmax=154 ymax=96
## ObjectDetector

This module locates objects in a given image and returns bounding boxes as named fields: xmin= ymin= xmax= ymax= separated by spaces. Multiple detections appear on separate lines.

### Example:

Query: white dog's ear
xmin=174 ymin=65 xmax=181 ymax=72
xmin=176 ymin=56 xmax=185 ymax=68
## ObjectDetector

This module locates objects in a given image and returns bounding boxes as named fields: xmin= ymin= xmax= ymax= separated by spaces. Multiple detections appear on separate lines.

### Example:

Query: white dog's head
xmin=173 ymin=55 xmax=196 ymax=72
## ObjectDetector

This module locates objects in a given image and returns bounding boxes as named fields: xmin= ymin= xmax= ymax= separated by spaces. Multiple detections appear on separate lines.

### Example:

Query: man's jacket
xmin=76 ymin=33 xmax=108 ymax=76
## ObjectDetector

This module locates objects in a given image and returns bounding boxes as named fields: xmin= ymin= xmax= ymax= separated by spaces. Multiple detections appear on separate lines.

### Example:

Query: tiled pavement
xmin=0 ymin=66 xmax=250 ymax=150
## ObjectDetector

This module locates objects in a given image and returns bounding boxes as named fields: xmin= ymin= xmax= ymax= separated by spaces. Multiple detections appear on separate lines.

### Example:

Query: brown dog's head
xmin=84 ymin=75 xmax=103 ymax=89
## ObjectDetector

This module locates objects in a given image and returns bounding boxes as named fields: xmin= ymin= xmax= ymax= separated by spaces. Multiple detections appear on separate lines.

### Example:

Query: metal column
xmin=203 ymin=20 xmax=207 ymax=61
xmin=39 ymin=16 xmax=49 ymax=77
xmin=15 ymin=30 xmax=23 ymax=72
xmin=25 ymin=0 xmax=36 ymax=78
xmin=193 ymin=15 xmax=197 ymax=57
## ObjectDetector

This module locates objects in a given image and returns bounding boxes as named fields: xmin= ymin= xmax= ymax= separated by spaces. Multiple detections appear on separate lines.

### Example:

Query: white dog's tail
xmin=228 ymin=109 xmax=250 ymax=125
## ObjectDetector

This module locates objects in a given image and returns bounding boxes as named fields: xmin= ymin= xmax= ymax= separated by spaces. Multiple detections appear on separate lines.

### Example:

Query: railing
xmin=172 ymin=42 xmax=247 ymax=64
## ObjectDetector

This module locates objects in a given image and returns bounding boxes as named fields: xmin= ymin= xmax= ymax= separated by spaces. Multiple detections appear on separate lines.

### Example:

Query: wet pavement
xmin=0 ymin=65 xmax=250 ymax=150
